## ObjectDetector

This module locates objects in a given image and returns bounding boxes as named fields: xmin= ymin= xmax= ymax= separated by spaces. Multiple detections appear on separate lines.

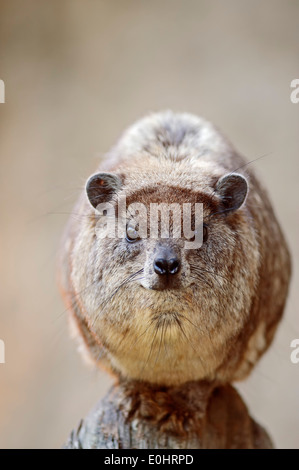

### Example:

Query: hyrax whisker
xmin=117 ymin=317 xmax=156 ymax=356
xmin=138 ymin=321 xmax=160 ymax=378
xmin=190 ymin=264 xmax=240 ymax=291
xmin=99 ymin=268 xmax=144 ymax=309
xmin=189 ymin=273 xmax=214 ymax=289
xmin=91 ymin=269 xmax=145 ymax=328
xmin=57 ymin=278 xmax=99 ymax=320
xmin=154 ymin=317 xmax=168 ymax=366
xmin=174 ymin=316 xmax=195 ymax=352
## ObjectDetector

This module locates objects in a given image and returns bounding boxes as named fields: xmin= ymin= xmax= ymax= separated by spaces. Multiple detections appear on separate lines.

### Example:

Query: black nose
xmin=153 ymin=257 xmax=181 ymax=276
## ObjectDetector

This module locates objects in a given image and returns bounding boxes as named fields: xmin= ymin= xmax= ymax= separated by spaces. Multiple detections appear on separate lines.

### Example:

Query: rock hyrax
xmin=59 ymin=111 xmax=291 ymax=387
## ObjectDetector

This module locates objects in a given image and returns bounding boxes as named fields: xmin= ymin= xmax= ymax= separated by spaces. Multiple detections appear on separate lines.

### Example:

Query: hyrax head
xmin=76 ymin=161 xmax=260 ymax=386
xmin=85 ymin=169 xmax=248 ymax=294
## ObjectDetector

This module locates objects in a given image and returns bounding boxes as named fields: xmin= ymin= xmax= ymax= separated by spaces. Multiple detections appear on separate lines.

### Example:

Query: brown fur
xmin=59 ymin=111 xmax=291 ymax=446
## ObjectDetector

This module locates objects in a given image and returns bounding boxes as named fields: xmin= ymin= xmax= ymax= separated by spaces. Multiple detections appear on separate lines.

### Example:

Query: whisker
xmin=56 ymin=278 xmax=99 ymax=320
xmin=174 ymin=315 xmax=206 ymax=372
xmin=154 ymin=317 xmax=167 ymax=366
xmin=189 ymin=264 xmax=240 ymax=291
xmin=208 ymin=152 xmax=272 ymax=203
xmin=92 ymin=268 xmax=144 ymax=328
xmin=115 ymin=316 xmax=155 ymax=356
xmin=190 ymin=268 xmax=223 ymax=289
xmin=101 ymin=268 xmax=144 ymax=307
xmin=139 ymin=320 xmax=160 ymax=378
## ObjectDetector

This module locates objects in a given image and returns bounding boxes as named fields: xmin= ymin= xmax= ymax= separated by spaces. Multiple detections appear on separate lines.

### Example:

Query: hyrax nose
xmin=153 ymin=255 xmax=181 ymax=276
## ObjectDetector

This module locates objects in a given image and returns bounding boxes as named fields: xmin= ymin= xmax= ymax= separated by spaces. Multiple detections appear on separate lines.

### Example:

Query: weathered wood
xmin=64 ymin=380 xmax=273 ymax=449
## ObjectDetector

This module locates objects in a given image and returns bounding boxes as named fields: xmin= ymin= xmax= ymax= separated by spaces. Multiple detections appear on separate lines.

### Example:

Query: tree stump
xmin=64 ymin=379 xmax=273 ymax=449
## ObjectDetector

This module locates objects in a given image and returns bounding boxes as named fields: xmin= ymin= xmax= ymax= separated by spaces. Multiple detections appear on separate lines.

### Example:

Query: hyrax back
xmin=59 ymin=111 xmax=291 ymax=387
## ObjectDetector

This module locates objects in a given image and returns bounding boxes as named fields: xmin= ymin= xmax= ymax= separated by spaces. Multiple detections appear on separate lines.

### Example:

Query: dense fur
xmin=59 ymin=111 xmax=291 ymax=387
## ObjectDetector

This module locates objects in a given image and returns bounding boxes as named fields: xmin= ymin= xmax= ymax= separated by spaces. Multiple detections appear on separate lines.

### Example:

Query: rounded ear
xmin=216 ymin=173 xmax=248 ymax=212
xmin=86 ymin=172 xmax=123 ymax=209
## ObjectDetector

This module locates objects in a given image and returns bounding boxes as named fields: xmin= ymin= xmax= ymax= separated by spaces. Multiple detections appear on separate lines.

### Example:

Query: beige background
xmin=0 ymin=0 xmax=298 ymax=448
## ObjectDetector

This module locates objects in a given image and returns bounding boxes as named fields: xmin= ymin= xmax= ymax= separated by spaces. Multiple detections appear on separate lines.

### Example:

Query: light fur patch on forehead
xmin=114 ymin=111 xmax=232 ymax=160
xmin=116 ymin=155 xmax=222 ymax=194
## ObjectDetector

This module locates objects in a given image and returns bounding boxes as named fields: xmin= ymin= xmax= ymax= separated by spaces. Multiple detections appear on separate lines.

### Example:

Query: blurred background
xmin=0 ymin=0 xmax=298 ymax=448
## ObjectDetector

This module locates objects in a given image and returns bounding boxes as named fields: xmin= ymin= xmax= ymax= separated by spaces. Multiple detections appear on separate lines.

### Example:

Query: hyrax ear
xmin=85 ymin=172 xmax=123 ymax=209
xmin=216 ymin=173 xmax=248 ymax=212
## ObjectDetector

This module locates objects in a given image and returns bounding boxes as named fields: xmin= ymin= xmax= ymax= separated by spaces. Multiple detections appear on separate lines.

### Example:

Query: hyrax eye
xmin=126 ymin=223 xmax=140 ymax=243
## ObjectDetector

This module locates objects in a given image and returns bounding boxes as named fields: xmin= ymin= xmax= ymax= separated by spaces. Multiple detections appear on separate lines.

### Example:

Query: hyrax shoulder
xmin=58 ymin=111 xmax=291 ymax=386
